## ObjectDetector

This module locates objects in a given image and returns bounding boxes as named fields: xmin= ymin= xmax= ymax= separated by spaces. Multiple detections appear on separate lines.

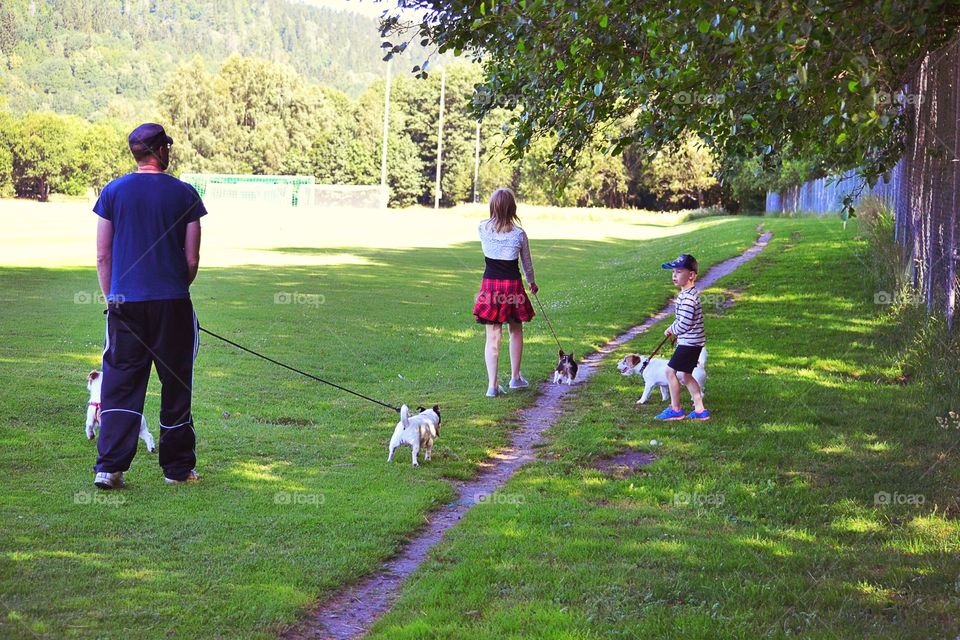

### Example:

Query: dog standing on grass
xmin=388 ymin=404 xmax=441 ymax=467
xmin=616 ymin=349 xmax=707 ymax=404
xmin=86 ymin=370 xmax=156 ymax=452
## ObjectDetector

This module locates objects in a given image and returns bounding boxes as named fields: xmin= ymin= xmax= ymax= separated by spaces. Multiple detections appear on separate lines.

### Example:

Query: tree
xmin=384 ymin=1 xmax=960 ymax=192
xmin=0 ymin=105 xmax=14 ymax=197
xmin=643 ymin=132 xmax=719 ymax=208
xmin=78 ymin=120 xmax=131 ymax=194
xmin=12 ymin=112 xmax=86 ymax=200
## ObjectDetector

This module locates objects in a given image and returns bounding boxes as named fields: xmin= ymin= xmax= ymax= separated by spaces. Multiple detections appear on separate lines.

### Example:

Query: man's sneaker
xmin=165 ymin=469 xmax=201 ymax=485
xmin=485 ymin=384 xmax=507 ymax=397
xmin=94 ymin=471 xmax=125 ymax=490
xmin=654 ymin=407 xmax=686 ymax=421
xmin=685 ymin=410 xmax=711 ymax=421
xmin=509 ymin=376 xmax=530 ymax=389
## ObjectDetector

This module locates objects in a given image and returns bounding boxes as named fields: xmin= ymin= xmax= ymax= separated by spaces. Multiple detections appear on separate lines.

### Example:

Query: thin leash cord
xmin=638 ymin=334 xmax=673 ymax=375
xmin=198 ymin=326 xmax=401 ymax=413
xmin=532 ymin=292 xmax=564 ymax=352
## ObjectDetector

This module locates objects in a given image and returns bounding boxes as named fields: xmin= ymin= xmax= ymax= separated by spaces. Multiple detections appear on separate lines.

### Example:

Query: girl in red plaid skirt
xmin=473 ymin=188 xmax=538 ymax=396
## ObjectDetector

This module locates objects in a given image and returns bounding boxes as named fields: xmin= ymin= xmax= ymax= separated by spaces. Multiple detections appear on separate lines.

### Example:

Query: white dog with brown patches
xmin=616 ymin=348 xmax=707 ymax=405
xmin=85 ymin=370 xmax=156 ymax=452
xmin=387 ymin=404 xmax=441 ymax=467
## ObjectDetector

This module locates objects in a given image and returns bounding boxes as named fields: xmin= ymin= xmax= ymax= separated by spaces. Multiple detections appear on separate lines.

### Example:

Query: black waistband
xmin=483 ymin=257 xmax=521 ymax=280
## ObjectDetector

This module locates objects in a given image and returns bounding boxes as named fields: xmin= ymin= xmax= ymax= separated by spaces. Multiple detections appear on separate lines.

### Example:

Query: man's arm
xmin=184 ymin=220 xmax=201 ymax=285
xmin=96 ymin=217 xmax=113 ymax=299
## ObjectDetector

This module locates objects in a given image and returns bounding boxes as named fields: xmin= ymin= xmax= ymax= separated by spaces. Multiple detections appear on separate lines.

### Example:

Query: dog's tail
xmin=698 ymin=347 xmax=708 ymax=368
xmin=400 ymin=404 xmax=410 ymax=428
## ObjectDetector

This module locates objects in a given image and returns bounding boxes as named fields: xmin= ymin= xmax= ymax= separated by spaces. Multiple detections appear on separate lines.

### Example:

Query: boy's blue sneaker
xmin=654 ymin=407 xmax=686 ymax=421
xmin=685 ymin=410 xmax=711 ymax=421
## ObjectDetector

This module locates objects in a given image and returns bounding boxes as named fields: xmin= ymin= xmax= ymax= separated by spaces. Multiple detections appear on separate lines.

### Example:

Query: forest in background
xmin=0 ymin=0 xmax=774 ymax=210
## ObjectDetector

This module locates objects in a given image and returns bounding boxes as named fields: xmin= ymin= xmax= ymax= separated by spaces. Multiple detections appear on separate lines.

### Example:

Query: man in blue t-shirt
xmin=92 ymin=123 xmax=208 ymax=489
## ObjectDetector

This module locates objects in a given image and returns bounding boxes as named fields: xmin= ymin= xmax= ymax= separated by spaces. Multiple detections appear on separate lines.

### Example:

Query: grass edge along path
xmin=0 ymin=216 xmax=763 ymax=640
xmin=282 ymin=231 xmax=774 ymax=639
xmin=364 ymin=219 xmax=960 ymax=639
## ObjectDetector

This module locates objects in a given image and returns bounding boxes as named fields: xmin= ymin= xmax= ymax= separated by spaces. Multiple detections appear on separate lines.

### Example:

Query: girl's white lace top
xmin=478 ymin=220 xmax=536 ymax=284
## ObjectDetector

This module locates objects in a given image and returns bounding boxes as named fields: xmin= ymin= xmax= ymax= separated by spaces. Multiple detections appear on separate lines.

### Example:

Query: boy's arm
xmin=669 ymin=294 xmax=698 ymax=336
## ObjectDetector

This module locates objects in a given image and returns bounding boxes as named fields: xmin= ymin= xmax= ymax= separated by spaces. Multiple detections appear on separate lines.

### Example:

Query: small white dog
xmin=86 ymin=370 xmax=156 ymax=452
xmin=387 ymin=404 xmax=441 ymax=467
xmin=616 ymin=348 xmax=707 ymax=404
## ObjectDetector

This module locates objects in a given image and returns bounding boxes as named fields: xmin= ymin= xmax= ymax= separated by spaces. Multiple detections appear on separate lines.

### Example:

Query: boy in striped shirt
xmin=655 ymin=254 xmax=710 ymax=421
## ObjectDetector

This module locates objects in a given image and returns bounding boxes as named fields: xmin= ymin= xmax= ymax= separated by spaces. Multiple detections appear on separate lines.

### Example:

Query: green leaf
xmin=835 ymin=131 xmax=848 ymax=144
xmin=556 ymin=59 xmax=566 ymax=71
xmin=847 ymin=80 xmax=859 ymax=93
xmin=698 ymin=19 xmax=710 ymax=34
xmin=599 ymin=15 xmax=608 ymax=28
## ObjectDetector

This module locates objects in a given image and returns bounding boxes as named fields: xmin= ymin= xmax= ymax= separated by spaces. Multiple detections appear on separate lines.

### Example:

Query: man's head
xmin=128 ymin=123 xmax=173 ymax=170
xmin=662 ymin=254 xmax=699 ymax=288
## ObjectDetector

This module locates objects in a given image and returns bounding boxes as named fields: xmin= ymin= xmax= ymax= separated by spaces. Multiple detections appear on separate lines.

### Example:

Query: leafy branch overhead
xmin=383 ymin=1 xmax=960 ymax=184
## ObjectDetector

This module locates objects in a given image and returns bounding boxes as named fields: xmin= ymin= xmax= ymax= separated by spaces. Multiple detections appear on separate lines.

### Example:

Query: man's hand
xmin=664 ymin=328 xmax=674 ymax=338
xmin=530 ymin=282 xmax=539 ymax=295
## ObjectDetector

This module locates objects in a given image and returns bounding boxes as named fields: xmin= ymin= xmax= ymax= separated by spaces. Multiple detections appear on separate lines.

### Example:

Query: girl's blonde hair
xmin=488 ymin=188 xmax=521 ymax=233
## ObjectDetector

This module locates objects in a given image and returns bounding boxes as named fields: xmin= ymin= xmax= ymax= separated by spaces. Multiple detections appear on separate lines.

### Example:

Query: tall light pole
xmin=434 ymin=68 xmax=446 ymax=210
xmin=473 ymin=120 xmax=481 ymax=203
xmin=379 ymin=59 xmax=391 ymax=209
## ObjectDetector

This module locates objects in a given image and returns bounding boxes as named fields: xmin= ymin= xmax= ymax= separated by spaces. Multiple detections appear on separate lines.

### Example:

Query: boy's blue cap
xmin=128 ymin=123 xmax=173 ymax=153
xmin=662 ymin=254 xmax=699 ymax=272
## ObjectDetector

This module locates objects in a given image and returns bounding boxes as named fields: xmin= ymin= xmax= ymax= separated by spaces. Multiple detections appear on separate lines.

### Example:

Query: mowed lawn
xmin=368 ymin=220 xmax=960 ymax=639
xmin=0 ymin=202 xmax=763 ymax=639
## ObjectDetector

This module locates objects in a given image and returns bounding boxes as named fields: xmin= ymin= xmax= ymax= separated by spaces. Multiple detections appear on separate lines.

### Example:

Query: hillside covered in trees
xmin=0 ymin=0 xmax=423 ymax=117
xmin=0 ymin=0 xmax=768 ymax=210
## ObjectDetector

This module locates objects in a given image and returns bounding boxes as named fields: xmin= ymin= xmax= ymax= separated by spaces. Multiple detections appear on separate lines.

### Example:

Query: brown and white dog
xmin=85 ymin=370 xmax=156 ymax=452
xmin=553 ymin=350 xmax=579 ymax=385
xmin=387 ymin=404 xmax=441 ymax=467
xmin=616 ymin=348 xmax=707 ymax=404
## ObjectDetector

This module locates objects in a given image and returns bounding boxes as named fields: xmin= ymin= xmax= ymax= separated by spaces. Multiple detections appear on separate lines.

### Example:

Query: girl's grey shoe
xmin=485 ymin=384 xmax=507 ymax=397
xmin=509 ymin=376 xmax=529 ymax=389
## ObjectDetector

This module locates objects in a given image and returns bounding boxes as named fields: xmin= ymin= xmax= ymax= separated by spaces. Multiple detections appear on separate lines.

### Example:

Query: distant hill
xmin=0 ymin=0 xmax=425 ymax=118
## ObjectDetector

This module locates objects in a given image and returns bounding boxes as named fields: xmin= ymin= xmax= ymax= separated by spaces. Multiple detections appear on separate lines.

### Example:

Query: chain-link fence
xmin=766 ymin=33 xmax=960 ymax=330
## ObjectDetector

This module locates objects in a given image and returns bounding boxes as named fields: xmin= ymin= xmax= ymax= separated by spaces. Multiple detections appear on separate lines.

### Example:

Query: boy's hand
xmin=664 ymin=328 xmax=673 ymax=338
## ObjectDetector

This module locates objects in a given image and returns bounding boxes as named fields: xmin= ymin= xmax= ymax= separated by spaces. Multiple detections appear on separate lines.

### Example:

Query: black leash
xmin=638 ymin=334 xmax=675 ymax=375
xmin=199 ymin=326 xmax=401 ymax=414
xmin=532 ymin=292 xmax=566 ymax=353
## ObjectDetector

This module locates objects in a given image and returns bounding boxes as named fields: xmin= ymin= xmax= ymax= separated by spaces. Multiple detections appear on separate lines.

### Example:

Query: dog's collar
xmin=88 ymin=401 xmax=100 ymax=408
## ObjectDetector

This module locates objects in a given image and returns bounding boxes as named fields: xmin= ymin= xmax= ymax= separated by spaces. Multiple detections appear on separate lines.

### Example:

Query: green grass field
xmin=367 ymin=220 xmax=960 ymax=639
xmin=1 ymin=203 xmax=956 ymax=639
xmin=0 ymin=202 xmax=759 ymax=639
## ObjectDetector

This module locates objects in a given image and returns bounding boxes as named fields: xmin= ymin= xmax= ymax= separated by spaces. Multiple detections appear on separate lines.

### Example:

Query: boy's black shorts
xmin=668 ymin=344 xmax=703 ymax=374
